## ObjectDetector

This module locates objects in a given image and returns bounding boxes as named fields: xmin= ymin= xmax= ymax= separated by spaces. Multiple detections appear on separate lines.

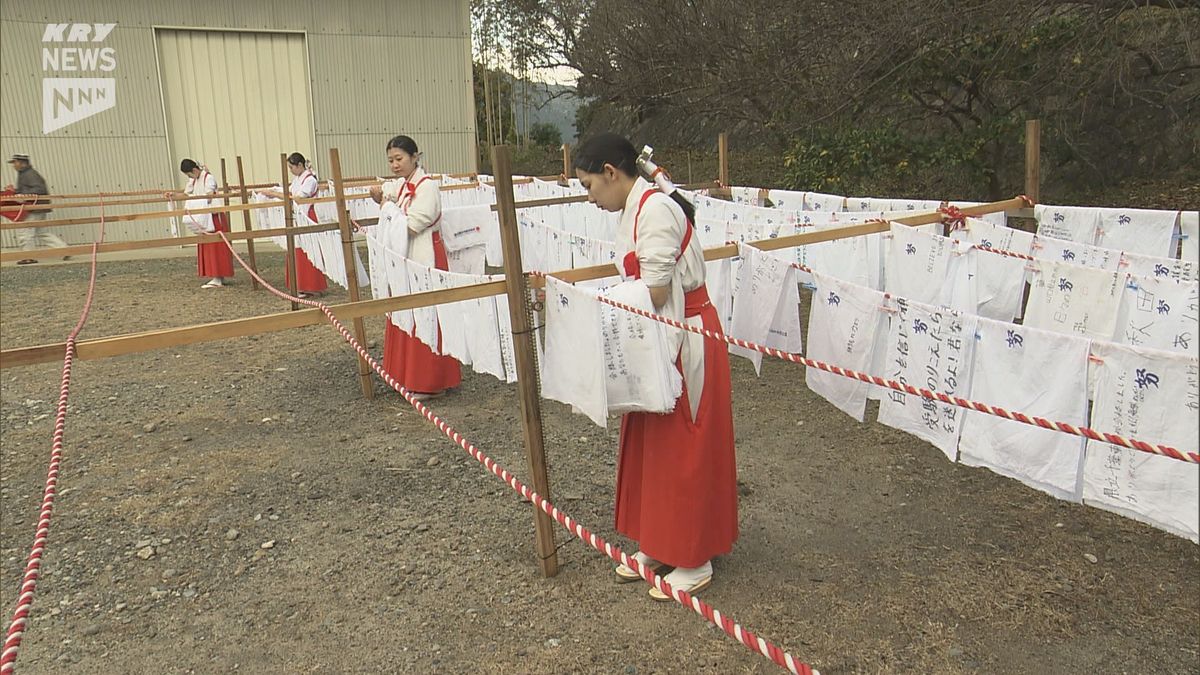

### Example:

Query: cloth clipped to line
xmin=541 ymin=277 xmax=683 ymax=427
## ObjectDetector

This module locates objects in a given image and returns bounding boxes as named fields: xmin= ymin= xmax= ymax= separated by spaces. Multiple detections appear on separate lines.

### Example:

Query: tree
xmin=473 ymin=0 xmax=1199 ymax=196
xmin=528 ymin=122 xmax=562 ymax=148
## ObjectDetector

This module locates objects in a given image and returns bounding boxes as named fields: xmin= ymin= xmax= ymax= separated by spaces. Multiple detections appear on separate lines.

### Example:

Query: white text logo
xmin=41 ymin=23 xmax=118 ymax=134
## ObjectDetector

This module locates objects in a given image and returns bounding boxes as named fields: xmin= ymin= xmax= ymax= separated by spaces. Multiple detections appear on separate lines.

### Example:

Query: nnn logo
xmin=43 ymin=78 xmax=116 ymax=134
xmin=41 ymin=23 xmax=118 ymax=134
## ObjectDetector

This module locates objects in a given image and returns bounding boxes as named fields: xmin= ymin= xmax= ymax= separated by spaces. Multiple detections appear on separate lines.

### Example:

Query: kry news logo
xmin=41 ymin=23 xmax=117 ymax=134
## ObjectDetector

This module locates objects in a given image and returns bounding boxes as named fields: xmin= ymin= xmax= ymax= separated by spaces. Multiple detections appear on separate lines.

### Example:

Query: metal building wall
xmin=0 ymin=0 xmax=475 ymax=246
xmin=157 ymin=29 xmax=315 ymax=190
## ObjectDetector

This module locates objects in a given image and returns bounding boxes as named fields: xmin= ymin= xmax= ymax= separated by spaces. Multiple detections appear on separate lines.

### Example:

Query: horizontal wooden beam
xmin=1 ymin=279 xmax=508 ymax=369
xmin=0 ymin=222 xmax=340 ymax=262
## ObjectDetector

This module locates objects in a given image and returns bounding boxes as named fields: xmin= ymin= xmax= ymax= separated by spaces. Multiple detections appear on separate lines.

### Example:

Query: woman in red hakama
xmin=262 ymin=152 xmax=328 ymax=296
xmin=574 ymin=133 xmax=737 ymax=600
xmin=370 ymin=135 xmax=461 ymax=399
xmin=172 ymin=159 xmax=233 ymax=288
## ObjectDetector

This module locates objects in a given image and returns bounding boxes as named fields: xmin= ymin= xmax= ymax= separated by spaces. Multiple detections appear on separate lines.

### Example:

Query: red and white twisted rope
xmin=216 ymin=232 xmax=818 ymax=675
xmin=3 ymin=198 xmax=108 ymax=675
xmin=591 ymin=293 xmax=1197 ymax=465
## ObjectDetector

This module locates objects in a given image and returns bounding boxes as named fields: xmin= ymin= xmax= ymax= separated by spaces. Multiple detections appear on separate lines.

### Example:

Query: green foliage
xmin=573 ymin=99 xmax=601 ymax=139
xmin=782 ymin=117 xmax=1024 ymax=198
xmin=528 ymin=122 xmax=562 ymax=148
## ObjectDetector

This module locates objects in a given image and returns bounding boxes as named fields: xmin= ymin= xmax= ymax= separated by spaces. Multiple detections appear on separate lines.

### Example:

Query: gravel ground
xmin=1 ymin=252 xmax=1197 ymax=674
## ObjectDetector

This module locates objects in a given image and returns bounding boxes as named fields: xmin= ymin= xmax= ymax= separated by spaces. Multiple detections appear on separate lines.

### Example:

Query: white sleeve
xmin=407 ymin=181 xmax=443 ymax=234
xmin=634 ymin=195 xmax=687 ymax=288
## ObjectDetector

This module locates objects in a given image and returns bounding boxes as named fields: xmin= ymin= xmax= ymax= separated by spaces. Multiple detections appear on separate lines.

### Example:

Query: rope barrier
xmin=216 ymin=231 xmax=819 ymax=675
xmin=2 ymin=198 xmax=107 ymax=675
xmin=585 ymin=287 xmax=1197 ymax=465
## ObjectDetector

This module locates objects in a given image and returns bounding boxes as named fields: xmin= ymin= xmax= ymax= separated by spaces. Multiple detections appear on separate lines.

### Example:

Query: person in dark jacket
xmin=5 ymin=153 xmax=67 ymax=264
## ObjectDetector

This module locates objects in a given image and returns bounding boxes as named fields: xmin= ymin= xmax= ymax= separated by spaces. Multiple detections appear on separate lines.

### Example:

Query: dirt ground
xmin=1 ymin=251 xmax=1197 ymax=674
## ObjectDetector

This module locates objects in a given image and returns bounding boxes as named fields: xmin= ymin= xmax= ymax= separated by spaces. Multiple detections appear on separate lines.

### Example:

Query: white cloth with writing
xmin=405 ymin=261 xmax=439 ymax=349
xmin=729 ymin=244 xmax=802 ymax=374
xmin=541 ymin=277 xmax=609 ymax=427
xmin=1120 ymin=250 xmax=1199 ymax=283
xmin=1035 ymin=205 xmax=1100 ymax=245
xmin=877 ymin=299 xmax=978 ymax=460
xmin=1024 ymin=261 xmax=1122 ymax=341
xmin=1096 ymin=208 xmax=1179 ymax=259
xmin=365 ymin=229 xmax=390 ymax=301
xmin=801 ymin=191 xmax=847 ymax=212
xmin=431 ymin=268 xmax=488 ymax=364
xmin=706 ymin=259 xmax=734 ymax=336
xmin=495 ymin=293 xmax=518 ymax=383
xmin=600 ymin=281 xmax=685 ymax=416
xmin=462 ymin=291 xmax=506 ymax=381
xmin=1112 ymin=274 xmax=1199 ymax=355
xmin=885 ymin=222 xmax=961 ymax=307
xmin=959 ymin=319 xmax=1089 ymax=501
xmin=1081 ymin=342 xmax=1199 ymax=542
xmin=440 ymin=204 xmax=492 ymax=252
xmin=806 ymin=273 xmax=886 ymax=422
xmin=1032 ymin=235 xmax=1121 ymax=271
xmin=798 ymin=225 xmax=881 ymax=290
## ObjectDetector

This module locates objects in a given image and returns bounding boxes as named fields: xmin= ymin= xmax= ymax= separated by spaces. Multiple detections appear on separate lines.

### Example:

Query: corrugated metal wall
xmin=0 ymin=0 xmax=475 ymax=246
xmin=157 ymin=29 xmax=314 ymax=195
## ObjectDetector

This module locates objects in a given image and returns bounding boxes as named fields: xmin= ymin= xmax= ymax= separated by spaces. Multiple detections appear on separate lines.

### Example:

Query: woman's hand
xmin=369 ymin=185 xmax=383 ymax=204
xmin=648 ymin=284 xmax=670 ymax=310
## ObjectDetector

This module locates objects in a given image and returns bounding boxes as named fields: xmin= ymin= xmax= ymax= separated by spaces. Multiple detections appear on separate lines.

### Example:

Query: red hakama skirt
xmin=382 ymin=232 xmax=462 ymax=394
xmin=615 ymin=286 xmax=738 ymax=568
xmin=287 ymin=205 xmax=328 ymax=293
xmin=197 ymin=212 xmax=234 ymax=278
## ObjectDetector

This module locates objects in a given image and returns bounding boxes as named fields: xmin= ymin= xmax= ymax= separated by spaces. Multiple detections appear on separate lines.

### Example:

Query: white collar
xmin=621 ymin=176 xmax=653 ymax=214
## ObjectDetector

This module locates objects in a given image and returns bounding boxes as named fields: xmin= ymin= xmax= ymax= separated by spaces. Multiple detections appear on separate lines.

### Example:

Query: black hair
xmin=386 ymin=135 xmax=419 ymax=156
xmin=287 ymin=152 xmax=307 ymax=167
xmin=179 ymin=158 xmax=199 ymax=174
xmin=573 ymin=133 xmax=696 ymax=222
xmin=573 ymin=132 xmax=636 ymax=176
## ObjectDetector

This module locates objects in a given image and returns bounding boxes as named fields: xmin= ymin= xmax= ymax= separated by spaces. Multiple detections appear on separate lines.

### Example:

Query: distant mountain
xmin=512 ymin=81 xmax=584 ymax=145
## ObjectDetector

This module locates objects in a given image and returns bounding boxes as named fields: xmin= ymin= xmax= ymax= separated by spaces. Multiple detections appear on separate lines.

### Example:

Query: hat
xmin=7 ymin=153 xmax=30 ymax=163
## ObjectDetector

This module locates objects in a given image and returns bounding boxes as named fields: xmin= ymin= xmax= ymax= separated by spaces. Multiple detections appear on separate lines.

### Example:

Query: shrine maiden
xmin=260 ymin=152 xmax=328 ymax=297
xmin=574 ymin=133 xmax=737 ymax=599
xmin=369 ymin=135 xmax=462 ymax=399
xmin=170 ymin=159 xmax=233 ymax=288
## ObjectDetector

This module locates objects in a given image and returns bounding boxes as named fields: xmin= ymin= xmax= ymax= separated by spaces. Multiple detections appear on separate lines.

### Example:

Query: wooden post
xmin=491 ymin=143 xmax=559 ymax=578
xmin=281 ymin=153 xmax=300 ymax=310
xmin=224 ymin=159 xmax=256 ymax=289
xmin=560 ymin=143 xmax=571 ymax=184
xmin=718 ymin=132 xmax=730 ymax=187
xmin=329 ymin=148 xmax=376 ymax=401
xmin=234 ymin=156 xmax=261 ymax=290
xmin=1024 ymin=119 xmax=1040 ymax=204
